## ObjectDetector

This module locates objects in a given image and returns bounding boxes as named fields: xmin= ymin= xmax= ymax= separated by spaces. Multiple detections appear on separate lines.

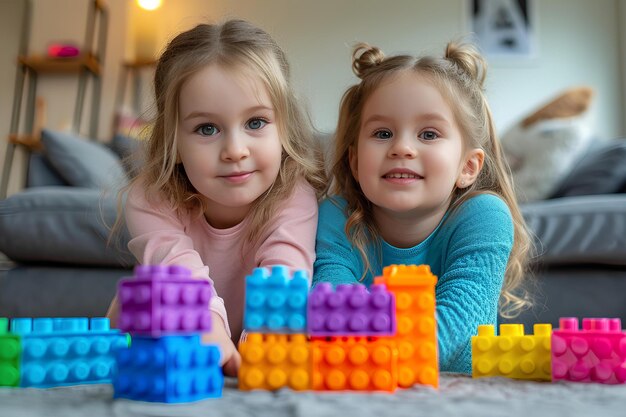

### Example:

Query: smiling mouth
xmin=382 ymin=172 xmax=423 ymax=179
xmin=219 ymin=171 xmax=255 ymax=182
xmin=220 ymin=169 xmax=254 ymax=176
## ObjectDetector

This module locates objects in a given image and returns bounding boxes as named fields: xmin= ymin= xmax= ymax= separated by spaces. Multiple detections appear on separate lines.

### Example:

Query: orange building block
xmin=374 ymin=264 xmax=439 ymax=388
xmin=311 ymin=336 xmax=398 ymax=392
xmin=238 ymin=333 xmax=310 ymax=391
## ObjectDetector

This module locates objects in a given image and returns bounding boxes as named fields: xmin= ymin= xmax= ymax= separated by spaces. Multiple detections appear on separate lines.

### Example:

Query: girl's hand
xmin=106 ymin=295 xmax=120 ymax=328
xmin=109 ymin=296 xmax=241 ymax=376
xmin=202 ymin=311 xmax=241 ymax=377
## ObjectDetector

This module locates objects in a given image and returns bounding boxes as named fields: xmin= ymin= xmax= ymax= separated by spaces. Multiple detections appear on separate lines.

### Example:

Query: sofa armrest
xmin=522 ymin=194 xmax=626 ymax=266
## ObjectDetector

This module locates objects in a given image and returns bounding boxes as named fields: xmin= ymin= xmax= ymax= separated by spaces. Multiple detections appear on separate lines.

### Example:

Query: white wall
xmin=1 ymin=0 xmax=624 ymax=195
xmin=0 ymin=0 xmax=127 ymax=195
xmin=617 ymin=0 xmax=626 ymax=135
xmin=27 ymin=0 xmax=128 ymax=139
xmin=487 ymin=0 xmax=622 ymax=139
xmin=0 ymin=0 xmax=23 ymax=136
xmin=138 ymin=0 xmax=623 ymax=139
xmin=0 ymin=0 xmax=27 ymax=196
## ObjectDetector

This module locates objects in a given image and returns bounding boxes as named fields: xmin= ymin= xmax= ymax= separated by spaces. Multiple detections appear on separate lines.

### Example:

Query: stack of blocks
xmin=0 ymin=317 xmax=128 ymax=388
xmin=308 ymin=278 xmax=398 ymax=391
xmin=238 ymin=264 xmax=439 ymax=392
xmin=113 ymin=265 xmax=224 ymax=402
xmin=374 ymin=265 xmax=439 ymax=388
xmin=239 ymin=266 xmax=310 ymax=391
xmin=471 ymin=317 xmax=626 ymax=384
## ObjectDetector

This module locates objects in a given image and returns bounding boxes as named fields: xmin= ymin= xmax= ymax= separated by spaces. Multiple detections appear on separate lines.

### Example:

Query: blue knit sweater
xmin=313 ymin=193 xmax=514 ymax=374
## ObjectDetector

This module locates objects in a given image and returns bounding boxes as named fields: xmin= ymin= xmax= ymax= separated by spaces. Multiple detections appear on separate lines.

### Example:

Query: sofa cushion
xmin=549 ymin=138 xmax=626 ymax=198
xmin=0 ymin=187 xmax=134 ymax=266
xmin=41 ymin=129 xmax=128 ymax=190
xmin=522 ymin=194 xmax=626 ymax=266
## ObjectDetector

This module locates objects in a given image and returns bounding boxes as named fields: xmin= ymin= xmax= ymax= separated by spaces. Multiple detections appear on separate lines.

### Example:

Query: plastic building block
xmin=311 ymin=336 xmax=398 ymax=392
xmin=307 ymin=283 xmax=396 ymax=337
xmin=114 ymin=334 xmax=223 ymax=402
xmin=0 ymin=318 xmax=21 ymax=387
xmin=472 ymin=323 xmax=552 ymax=381
xmin=118 ymin=265 xmax=213 ymax=336
xmin=244 ymin=266 xmax=309 ymax=333
xmin=7 ymin=317 xmax=129 ymax=388
xmin=238 ymin=333 xmax=310 ymax=391
xmin=374 ymin=264 xmax=439 ymax=388
xmin=551 ymin=317 xmax=626 ymax=384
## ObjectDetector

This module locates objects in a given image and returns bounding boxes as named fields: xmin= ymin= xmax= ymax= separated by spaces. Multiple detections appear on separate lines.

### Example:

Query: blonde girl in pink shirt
xmin=107 ymin=19 xmax=326 ymax=376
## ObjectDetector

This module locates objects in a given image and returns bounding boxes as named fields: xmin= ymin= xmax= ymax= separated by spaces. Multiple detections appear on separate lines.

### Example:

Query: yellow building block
xmin=374 ymin=264 xmax=439 ymax=388
xmin=472 ymin=323 xmax=552 ymax=381
xmin=238 ymin=333 xmax=310 ymax=391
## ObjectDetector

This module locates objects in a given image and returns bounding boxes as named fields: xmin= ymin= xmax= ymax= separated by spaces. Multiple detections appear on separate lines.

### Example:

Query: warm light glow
xmin=137 ymin=0 xmax=162 ymax=11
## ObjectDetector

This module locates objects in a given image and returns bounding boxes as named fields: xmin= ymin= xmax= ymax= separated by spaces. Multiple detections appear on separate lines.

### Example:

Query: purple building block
xmin=307 ymin=283 xmax=396 ymax=336
xmin=118 ymin=265 xmax=212 ymax=336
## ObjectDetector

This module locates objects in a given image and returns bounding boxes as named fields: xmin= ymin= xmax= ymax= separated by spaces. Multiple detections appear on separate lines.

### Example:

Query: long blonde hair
xmin=330 ymin=41 xmax=532 ymax=318
xmin=116 ymin=19 xmax=326 ymax=244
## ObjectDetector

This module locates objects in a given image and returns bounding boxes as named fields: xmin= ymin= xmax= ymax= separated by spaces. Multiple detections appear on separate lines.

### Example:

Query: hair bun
xmin=445 ymin=41 xmax=487 ymax=88
xmin=352 ymin=43 xmax=385 ymax=79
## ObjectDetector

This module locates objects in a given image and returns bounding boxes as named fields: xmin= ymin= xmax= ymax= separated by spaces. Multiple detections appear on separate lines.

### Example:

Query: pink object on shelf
xmin=47 ymin=43 xmax=80 ymax=58
xmin=551 ymin=317 xmax=626 ymax=384
xmin=117 ymin=265 xmax=213 ymax=336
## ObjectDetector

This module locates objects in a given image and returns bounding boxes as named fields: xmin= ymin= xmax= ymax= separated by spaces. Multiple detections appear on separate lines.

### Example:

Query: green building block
xmin=0 ymin=318 xmax=22 ymax=387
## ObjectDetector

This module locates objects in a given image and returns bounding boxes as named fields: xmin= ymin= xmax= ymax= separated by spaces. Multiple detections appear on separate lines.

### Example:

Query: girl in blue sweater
xmin=313 ymin=41 xmax=532 ymax=374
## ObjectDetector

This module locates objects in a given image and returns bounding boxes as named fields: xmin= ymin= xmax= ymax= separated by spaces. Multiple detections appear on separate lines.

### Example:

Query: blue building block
xmin=114 ymin=335 xmax=223 ymax=403
xmin=244 ymin=265 xmax=309 ymax=333
xmin=9 ymin=317 xmax=129 ymax=388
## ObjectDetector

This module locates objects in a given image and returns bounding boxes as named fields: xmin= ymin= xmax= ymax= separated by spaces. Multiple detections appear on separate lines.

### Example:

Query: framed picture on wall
xmin=470 ymin=0 xmax=537 ymax=61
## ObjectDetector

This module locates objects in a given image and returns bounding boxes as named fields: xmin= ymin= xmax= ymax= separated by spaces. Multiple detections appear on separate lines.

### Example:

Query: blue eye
xmin=420 ymin=130 xmax=438 ymax=140
xmin=373 ymin=129 xmax=393 ymax=140
xmin=196 ymin=124 xmax=219 ymax=136
xmin=247 ymin=118 xmax=268 ymax=130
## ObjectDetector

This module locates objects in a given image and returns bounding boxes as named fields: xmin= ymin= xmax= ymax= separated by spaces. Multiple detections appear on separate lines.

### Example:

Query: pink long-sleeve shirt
xmin=125 ymin=179 xmax=318 ymax=342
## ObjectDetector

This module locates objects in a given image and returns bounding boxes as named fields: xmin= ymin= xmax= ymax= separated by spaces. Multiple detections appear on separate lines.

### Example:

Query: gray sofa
xmin=0 ymin=130 xmax=135 ymax=317
xmin=0 ymin=131 xmax=625 ymax=332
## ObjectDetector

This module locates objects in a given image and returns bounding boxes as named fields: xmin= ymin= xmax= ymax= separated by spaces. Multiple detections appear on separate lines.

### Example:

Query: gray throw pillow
xmin=27 ymin=152 xmax=69 ymax=187
xmin=0 ymin=186 xmax=135 ymax=266
xmin=110 ymin=133 xmax=141 ymax=160
xmin=41 ymin=129 xmax=128 ymax=190
xmin=549 ymin=138 xmax=626 ymax=198
xmin=109 ymin=133 xmax=144 ymax=177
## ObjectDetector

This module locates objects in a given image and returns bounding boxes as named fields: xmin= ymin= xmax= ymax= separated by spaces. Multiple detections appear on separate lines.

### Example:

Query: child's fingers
xmin=222 ymin=350 xmax=241 ymax=377
xmin=106 ymin=296 xmax=120 ymax=328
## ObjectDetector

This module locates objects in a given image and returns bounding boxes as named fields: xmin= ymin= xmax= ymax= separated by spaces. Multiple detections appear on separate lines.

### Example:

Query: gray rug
xmin=1 ymin=374 xmax=625 ymax=417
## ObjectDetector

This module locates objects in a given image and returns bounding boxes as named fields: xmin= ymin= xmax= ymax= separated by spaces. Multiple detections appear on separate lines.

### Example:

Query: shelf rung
xmin=8 ymin=134 xmax=42 ymax=150
xmin=18 ymin=53 xmax=101 ymax=76
xmin=124 ymin=59 xmax=157 ymax=69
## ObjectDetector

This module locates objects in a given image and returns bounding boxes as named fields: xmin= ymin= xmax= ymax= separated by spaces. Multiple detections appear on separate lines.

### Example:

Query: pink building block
xmin=118 ymin=265 xmax=212 ymax=336
xmin=307 ymin=283 xmax=396 ymax=336
xmin=551 ymin=317 xmax=626 ymax=384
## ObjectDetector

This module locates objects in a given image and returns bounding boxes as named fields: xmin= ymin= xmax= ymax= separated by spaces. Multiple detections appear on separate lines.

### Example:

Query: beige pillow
xmin=501 ymin=87 xmax=595 ymax=202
